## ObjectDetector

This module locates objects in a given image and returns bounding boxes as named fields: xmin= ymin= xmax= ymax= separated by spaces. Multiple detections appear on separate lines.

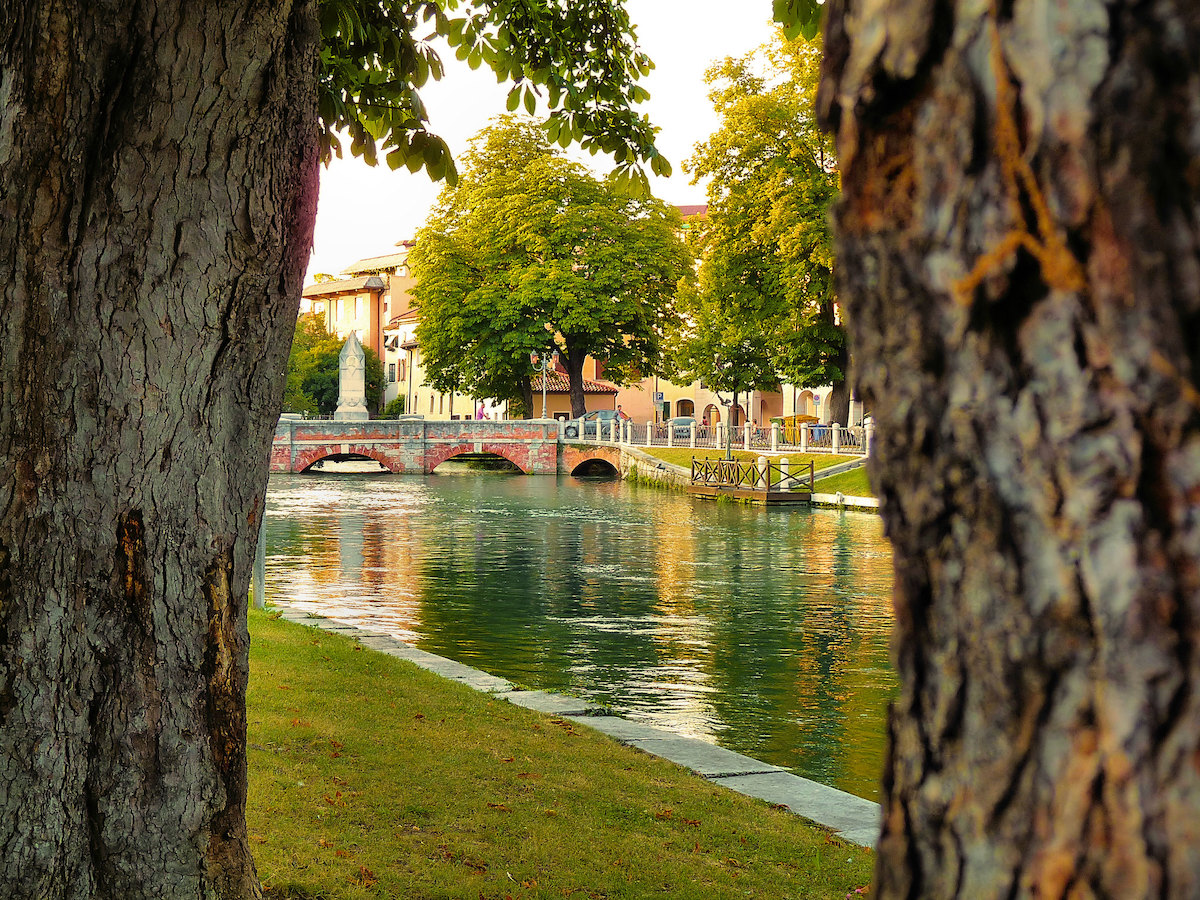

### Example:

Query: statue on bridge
xmin=334 ymin=332 xmax=370 ymax=421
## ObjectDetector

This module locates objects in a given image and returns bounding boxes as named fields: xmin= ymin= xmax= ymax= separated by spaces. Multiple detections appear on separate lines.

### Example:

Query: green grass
xmin=247 ymin=610 xmax=875 ymax=899
xmin=814 ymin=466 xmax=875 ymax=498
xmin=641 ymin=447 xmax=856 ymax=473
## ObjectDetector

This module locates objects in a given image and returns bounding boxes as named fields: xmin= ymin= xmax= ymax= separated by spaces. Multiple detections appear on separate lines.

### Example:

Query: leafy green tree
xmin=671 ymin=32 xmax=848 ymax=421
xmin=411 ymin=117 xmax=693 ymax=418
xmin=283 ymin=314 xmax=384 ymax=416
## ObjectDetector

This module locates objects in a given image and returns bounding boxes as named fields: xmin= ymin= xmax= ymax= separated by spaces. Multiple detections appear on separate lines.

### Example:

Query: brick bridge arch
xmin=560 ymin=446 xmax=622 ymax=476
xmin=293 ymin=444 xmax=397 ymax=473
xmin=422 ymin=442 xmax=531 ymax=474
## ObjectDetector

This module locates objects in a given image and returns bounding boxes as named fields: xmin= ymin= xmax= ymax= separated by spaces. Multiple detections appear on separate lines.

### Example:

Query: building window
xmin=398 ymin=360 xmax=406 ymax=381
xmin=429 ymin=395 xmax=434 ymax=413
xmin=388 ymin=363 xmax=396 ymax=383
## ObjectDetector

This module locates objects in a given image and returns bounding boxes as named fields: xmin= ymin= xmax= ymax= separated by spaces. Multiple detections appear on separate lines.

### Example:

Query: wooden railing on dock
xmin=690 ymin=457 xmax=815 ymax=493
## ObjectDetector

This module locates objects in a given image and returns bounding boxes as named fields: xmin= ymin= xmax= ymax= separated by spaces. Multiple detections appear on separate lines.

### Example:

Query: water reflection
xmin=264 ymin=471 xmax=896 ymax=800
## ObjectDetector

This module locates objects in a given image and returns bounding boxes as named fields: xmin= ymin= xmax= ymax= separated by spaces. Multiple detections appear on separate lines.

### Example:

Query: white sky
xmin=306 ymin=1 xmax=779 ymax=279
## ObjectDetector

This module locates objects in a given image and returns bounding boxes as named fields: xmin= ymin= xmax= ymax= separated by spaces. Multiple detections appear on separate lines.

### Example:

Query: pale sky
xmin=306 ymin=2 xmax=779 ymax=280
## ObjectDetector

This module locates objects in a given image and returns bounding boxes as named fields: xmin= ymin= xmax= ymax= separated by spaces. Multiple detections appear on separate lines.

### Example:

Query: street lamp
xmin=530 ymin=349 xmax=559 ymax=419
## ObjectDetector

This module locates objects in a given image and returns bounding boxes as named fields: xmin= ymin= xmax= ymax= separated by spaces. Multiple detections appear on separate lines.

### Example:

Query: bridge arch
xmin=424 ymin=442 xmax=530 ymax=474
xmin=294 ymin=445 xmax=397 ymax=473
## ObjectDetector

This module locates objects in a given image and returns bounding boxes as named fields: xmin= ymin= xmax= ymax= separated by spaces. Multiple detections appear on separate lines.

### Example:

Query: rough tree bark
xmin=0 ymin=2 xmax=318 ymax=897
xmin=819 ymin=0 xmax=1199 ymax=896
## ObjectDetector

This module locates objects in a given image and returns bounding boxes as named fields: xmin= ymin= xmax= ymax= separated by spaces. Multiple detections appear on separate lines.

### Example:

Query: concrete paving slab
xmin=622 ymin=735 xmax=785 ymax=778
xmin=709 ymin=771 xmax=880 ymax=845
xmin=380 ymin=649 xmax=513 ymax=693
xmin=563 ymin=715 xmax=680 ymax=743
xmin=502 ymin=690 xmax=606 ymax=716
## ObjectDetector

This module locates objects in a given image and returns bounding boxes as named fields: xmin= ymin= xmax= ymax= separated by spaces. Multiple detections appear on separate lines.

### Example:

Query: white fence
xmin=561 ymin=418 xmax=872 ymax=457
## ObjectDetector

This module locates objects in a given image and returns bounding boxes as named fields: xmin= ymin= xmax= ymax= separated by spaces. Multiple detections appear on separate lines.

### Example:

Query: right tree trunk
xmin=819 ymin=0 xmax=1200 ymax=896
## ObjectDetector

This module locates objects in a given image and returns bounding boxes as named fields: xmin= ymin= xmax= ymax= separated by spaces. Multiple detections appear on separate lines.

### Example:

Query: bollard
xmin=690 ymin=422 xmax=697 ymax=449
xmin=743 ymin=423 xmax=751 ymax=451
xmin=667 ymin=421 xmax=674 ymax=448
xmin=800 ymin=423 xmax=808 ymax=453
xmin=780 ymin=457 xmax=790 ymax=490
xmin=645 ymin=421 xmax=652 ymax=447
xmin=757 ymin=455 xmax=769 ymax=490
xmin=865 ymin=419 xmax=875 ymax=456
xmin=832 ymin=424 xmax=841 ymax=454
xmin=770 ymin=422 xmax=779 ymax=452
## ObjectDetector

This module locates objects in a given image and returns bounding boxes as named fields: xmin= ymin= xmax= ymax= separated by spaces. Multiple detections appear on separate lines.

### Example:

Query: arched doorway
xmin=676 ymin=398 xmax=695 ymax=417
xmin=703 ymin=404 xmax=721 ymax=426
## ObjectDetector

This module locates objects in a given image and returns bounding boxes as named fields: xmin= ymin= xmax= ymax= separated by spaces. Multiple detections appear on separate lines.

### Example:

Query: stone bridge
xmin=271 ymin=418 xmax=623 ymax=476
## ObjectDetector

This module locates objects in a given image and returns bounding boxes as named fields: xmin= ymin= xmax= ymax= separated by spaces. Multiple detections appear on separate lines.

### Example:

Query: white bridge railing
xmin=559 ymin=418 xmax=873 ymax=457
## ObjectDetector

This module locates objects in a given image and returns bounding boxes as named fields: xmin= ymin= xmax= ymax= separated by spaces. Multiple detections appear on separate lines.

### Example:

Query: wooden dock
xmin=687 ymin=484 xmax=812 ymax=504
xmin=688 ymin=457 xmax=815 ymax=505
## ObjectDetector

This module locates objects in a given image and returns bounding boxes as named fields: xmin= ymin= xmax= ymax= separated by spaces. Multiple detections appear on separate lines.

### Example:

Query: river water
xmin=264 ymin=469 xmax=897 ymax=800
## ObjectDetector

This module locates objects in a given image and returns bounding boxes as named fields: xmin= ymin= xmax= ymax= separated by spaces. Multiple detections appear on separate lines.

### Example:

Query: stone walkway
xmin=270 ymin=605 xmax=881 ymax=849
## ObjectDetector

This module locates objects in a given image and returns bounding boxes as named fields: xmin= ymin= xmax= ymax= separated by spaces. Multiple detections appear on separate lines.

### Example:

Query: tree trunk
xmin=0 ymin=3 xmax=318 ymax=898
xmin=565 ymin=346 xmax=587 ymax=418
xmin=819 ymin=1 xmax=1200 ymax=896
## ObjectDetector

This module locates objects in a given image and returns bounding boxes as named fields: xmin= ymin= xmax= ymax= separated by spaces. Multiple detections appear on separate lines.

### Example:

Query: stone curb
xmin=267 ymin=606 xmax=881 ymax=848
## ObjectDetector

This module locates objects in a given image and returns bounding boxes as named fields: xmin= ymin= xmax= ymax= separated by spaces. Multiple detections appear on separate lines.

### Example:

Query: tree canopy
xmin=317 ymin=0 xmax=671 ymax=193
xmin=668 ymin=31 xmax=848 ymax=420
xmin=410 ymin=116 xmax=693 ymax=417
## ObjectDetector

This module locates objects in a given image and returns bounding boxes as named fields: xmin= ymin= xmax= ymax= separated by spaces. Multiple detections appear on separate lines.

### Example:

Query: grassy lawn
xmin=247 ymin=610 xmax=875 ymax=899
xmin=641 ymin=447 xmax=857 ymax=473
xmin=814 ymin=467 xmax=875 ymax=499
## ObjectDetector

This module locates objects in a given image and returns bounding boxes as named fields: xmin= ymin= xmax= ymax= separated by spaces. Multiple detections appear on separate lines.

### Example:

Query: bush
xmin=380 ymin=397 xmax=406 ymax=419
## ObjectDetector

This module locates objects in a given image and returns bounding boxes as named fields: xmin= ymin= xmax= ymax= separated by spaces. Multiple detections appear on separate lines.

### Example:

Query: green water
xmin=265 ymin=470 xmax=897 ymax=800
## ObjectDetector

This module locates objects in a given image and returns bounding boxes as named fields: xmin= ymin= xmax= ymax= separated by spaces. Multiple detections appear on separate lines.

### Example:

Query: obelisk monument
xmin=334 ymin=332 xmax=370 ymax=421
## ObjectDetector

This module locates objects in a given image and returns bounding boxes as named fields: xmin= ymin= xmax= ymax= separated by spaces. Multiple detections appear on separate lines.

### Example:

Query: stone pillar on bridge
xmin=335 ymin=333 xmax=370 ymax=421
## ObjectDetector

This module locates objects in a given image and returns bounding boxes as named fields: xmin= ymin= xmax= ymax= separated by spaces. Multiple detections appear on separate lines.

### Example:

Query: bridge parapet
xmin=271 ymin=418 xmax=563 ymax=474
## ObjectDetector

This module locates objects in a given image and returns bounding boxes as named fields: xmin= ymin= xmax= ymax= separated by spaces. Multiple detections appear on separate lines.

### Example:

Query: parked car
xmin=667 ymin=416 xmax=696 ymax=440
xmin=564 ymin=408 xmax=621 ymax=439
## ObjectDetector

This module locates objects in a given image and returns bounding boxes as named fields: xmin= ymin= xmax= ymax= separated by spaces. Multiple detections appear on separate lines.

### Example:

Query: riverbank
xmin=248 ymin=608 xmax=876 ymax=899
xmin=631 ymin=447 xmax=878 ymax=505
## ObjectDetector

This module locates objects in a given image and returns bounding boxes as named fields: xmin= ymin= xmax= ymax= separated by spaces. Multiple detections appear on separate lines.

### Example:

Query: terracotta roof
xmin=386 ymin=308 xmax=420 ymax=327
xmin=675 ymin=204 xmax=708 ymax=218
xmin=340 ymin=251 xmax=411 ymax=275
xmin=532 ymin=373 xmax=619 ymax=394
xmin=302 ymin=275 xmax=386 ymax=297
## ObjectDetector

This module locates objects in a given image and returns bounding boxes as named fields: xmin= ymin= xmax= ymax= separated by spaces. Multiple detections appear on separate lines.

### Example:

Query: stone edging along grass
xmin=267 ymin=603 xmax=882 ymax=850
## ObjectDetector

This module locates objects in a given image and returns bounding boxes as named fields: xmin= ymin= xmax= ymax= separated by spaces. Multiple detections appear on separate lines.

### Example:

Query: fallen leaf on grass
xmin=318 ymin=838 xmax=334 ymax=848
xmin=248 ymin=834 xmax=267 ymax=845
xmin=351 ymin=866 xmax=377 ymax=887
xmin=290 ymin=718 xmax=312 ymax=728
xmin=277 ymin=685 xmax=291 ymax=691
xmin=682 ymin=818 xmax=700 ymax=827
xmin=500 ymin=756 xmax=514 ymax=763
xmin=414 ymin=713 xmax=426 ymax=720
xmin=335 ymin=849 xmax=351 ymax=858
xmin=486 ymin=803 xmax=511 ymax=812
xmin=517 ymin=772 xmax=542 ymax=779
xmin=654 ymin=809 xmax=673 ymax=821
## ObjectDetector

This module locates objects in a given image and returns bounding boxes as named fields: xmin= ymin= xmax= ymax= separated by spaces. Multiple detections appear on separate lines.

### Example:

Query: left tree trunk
xmin=0 ymin=2 xmax=319 ymax=897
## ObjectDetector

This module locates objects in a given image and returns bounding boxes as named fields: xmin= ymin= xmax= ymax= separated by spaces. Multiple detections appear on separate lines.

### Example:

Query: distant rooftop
xmin=675 ymin=204 xmax=708 ymax=218
xmin=302 ymin=275 xmax=386 ymax=297
xmin=533 ymin=373 xmax=619 ymax=394
xmin=340 ymin=250 xmax=411 ymax=276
